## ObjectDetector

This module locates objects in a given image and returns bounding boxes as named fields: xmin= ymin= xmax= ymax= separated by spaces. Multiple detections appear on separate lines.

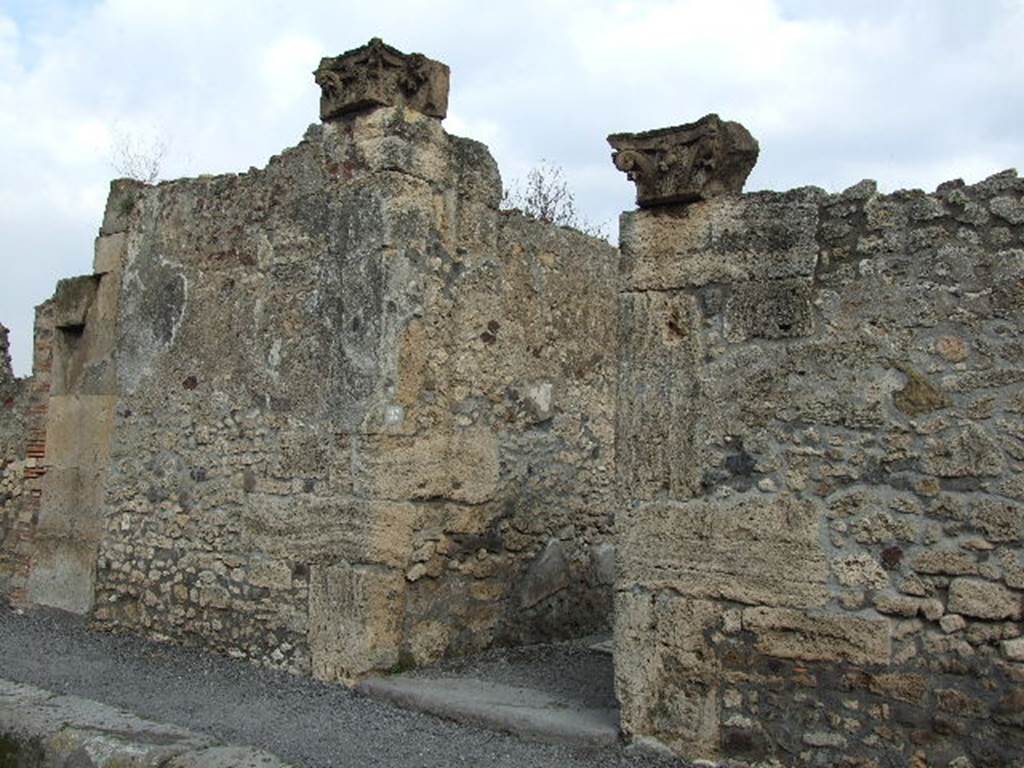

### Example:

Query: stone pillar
xmin=23 ymin=182 xmax=126 ymax=613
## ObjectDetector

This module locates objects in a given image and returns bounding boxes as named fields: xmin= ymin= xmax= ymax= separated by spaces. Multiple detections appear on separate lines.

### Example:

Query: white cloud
xmin=0 ymin=0 xmax=1021 ymax=375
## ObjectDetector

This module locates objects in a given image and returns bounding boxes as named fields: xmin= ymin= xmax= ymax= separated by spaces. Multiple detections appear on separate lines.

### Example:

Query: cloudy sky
xmin=1 ymin=0 xmax=1022 ymax=374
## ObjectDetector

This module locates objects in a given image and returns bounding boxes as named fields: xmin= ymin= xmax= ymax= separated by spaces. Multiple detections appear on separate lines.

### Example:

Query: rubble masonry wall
xmin=81 ymin=106 xmax=618 ymax=681
xmin=614 ymin=172 xmax=1024 ymax=766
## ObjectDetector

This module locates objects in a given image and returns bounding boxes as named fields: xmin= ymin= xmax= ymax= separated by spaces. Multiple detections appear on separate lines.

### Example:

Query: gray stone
xmin=947 ymin=578 xmax=1022 ymax=620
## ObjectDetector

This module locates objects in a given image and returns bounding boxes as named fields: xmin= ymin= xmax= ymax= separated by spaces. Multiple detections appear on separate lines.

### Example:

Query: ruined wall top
xmin=0 ymin=324 xmax=13 ymax=385
xmin=313 ymin=38 xmax=450 ymax=121
xmin=609 ymin=114 xmax=759 ymax=208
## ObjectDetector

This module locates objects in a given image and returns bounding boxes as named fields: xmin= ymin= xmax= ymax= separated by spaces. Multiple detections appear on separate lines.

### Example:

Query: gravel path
xmin=0 ymin=605 xmax=685 ymax=768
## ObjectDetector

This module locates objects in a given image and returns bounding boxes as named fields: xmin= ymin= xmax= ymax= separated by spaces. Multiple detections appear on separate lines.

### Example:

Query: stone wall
xmin=80 ymin=82 xmax=617 ymax=678
xmin=614 ymin=164 xmax=1024 ymax=766
xmin=0 ymin=323 xmax=30 ymax=599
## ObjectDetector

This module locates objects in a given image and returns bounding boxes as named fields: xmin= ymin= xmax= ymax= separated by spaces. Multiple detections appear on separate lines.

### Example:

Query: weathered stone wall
xmin=0 ymin=323 xmax=30 ymax=599
xmin=615 ymin=171 xmax=1024 ymax=766
xmin=0 ymin=304 xmax=58 ymax=605
xmin=86 ymin=105 xmax=617 ymax=680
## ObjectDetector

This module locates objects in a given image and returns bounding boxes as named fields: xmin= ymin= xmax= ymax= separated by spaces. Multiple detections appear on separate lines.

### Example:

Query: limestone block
xmin=314 ymin=38 xmax=449 ymax=121
xmin=947 ymin=578 xmax=1022 ymax=620
xmin=246 ymin=558 xmax=294 ymax=591
xmin=616 ymin=290 xmax=702 ymax=500
xmin=35 ymin=466 xmax=107 ymax=540
xmin=608 ymin=114 xmax=759 ymax=207
xmin=618 ymin=198 xmax=819 ymax=291
xmin=240 ymin=497 xmax=422 ymax=569
xmin=614 ymin=591 xmax=722 ymax=758
xmin=94 ymin=233 xmax=127 ymax=275
xmin=340 ymin=108 xmax=452 ymax=187
xmin=618 ymin=495 xmax=829 ymax=609
xmin=867 ymin=672 xmax=929 ymax=704
xmin=353 ymin=428 xmax=498 ymax=504
xmin=523 ymin=381 xmax=553 ymax=423
xmin=25 ymin=537 xmax=97 ymax=614
xmin=52 ymin=275 xmax=98 ymax=329
xmin=803 ymin=731 xmax=848 ymax=748
xmin=1002 ymin=552 xmax=1024 ymax=589
xmin=100 ymin=178 xmax=147 ymax=236
xmin=308 ymin=561 xmax=405 ymax=682
xmin=873 ymin=592 xmax=922 ymax=617
xmin=43 ymin=395 xmax=117 ymax=470
xmin=892 ymin=368 xmax=951 ymax=416
xmin=940 ymin=614 xmax=967 ymax=633
xmin=723 ymin=279 xmax=815 ymax=341
xmin=742 ymin=607 xmax=892 ymax=665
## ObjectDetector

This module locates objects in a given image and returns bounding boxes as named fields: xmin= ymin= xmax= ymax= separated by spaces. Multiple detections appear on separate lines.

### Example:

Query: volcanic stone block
xmin=947 ymin=578 xmax=1022 ymax=620
xmin=309 ymin=560 xmax=405 ymax=682
xmin=741 ymin=607 xmax=892 ymax=665
xmin=614 ymin=591 xmax=723 ymax=756
xmin=94 ymin=233 xmax=127 ymax=275
xmin=618 ymin=495 xmax=830 ymax=609
xmin=618 ymin=198 xmax=819 ymax=291
xmin=25 ymin=537 xmax=97 ymax=614
xmin=608 ymin=114 xmax=759 ymax=207
xmin=52 ymin=276 xmax=98 ymax=330
xmin=314 ymin=38 xmax=449 ymax=121
xmin=616 ymin=290 xmax=703 ymax=500
xmin=723 ymin=279 xmax=815 ymax=341
xmin=353 ymin=429 xmax=499 ymax=505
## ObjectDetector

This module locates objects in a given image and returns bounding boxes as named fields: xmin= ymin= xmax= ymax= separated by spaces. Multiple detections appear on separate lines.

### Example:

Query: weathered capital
xmin=313 ymin=38 xmax=450 ymax=121
xmin=608 ymin=114 xmax=759 ymax=207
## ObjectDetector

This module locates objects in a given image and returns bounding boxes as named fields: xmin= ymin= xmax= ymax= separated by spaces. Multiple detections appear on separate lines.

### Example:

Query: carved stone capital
xmin=608 ymin=114 xmax=759 ymax=207
xmin=314 ymin=38 xmax=450 ymax=121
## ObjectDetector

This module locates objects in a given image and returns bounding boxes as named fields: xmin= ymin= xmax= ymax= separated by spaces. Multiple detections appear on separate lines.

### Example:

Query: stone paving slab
xmin=358 ymin=675 xmax=620 ymax=748
xmin=0 ymin=678 xmax=290 ymax=768
xmin=357 ymin=639 xmax=621 ymax=748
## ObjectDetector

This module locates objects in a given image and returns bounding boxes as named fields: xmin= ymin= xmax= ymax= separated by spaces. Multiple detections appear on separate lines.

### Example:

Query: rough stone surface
xmin=314 ymin=38 xmax=449 ymax=120
xmin=614 ymin=165 xmax=1024 ymax=767
xmin=0 ymin=324 xmax=32 ymax=601
xmin=948 ymin=578 xmax=1022 ymax=620
xmin=608 ymin=114 xmax=759 ymax=207
xmin=0 ymin=678 xmax=289 ymax=767
xmin=85 ymin=107 xmax=616 ymax=681
xmin=4 ymin=43 xmax=618 ymax=684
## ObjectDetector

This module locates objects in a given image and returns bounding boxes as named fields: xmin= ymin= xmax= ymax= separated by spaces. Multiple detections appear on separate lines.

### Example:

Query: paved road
xmin=0 ymin=605 xmax=685 ymax=768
